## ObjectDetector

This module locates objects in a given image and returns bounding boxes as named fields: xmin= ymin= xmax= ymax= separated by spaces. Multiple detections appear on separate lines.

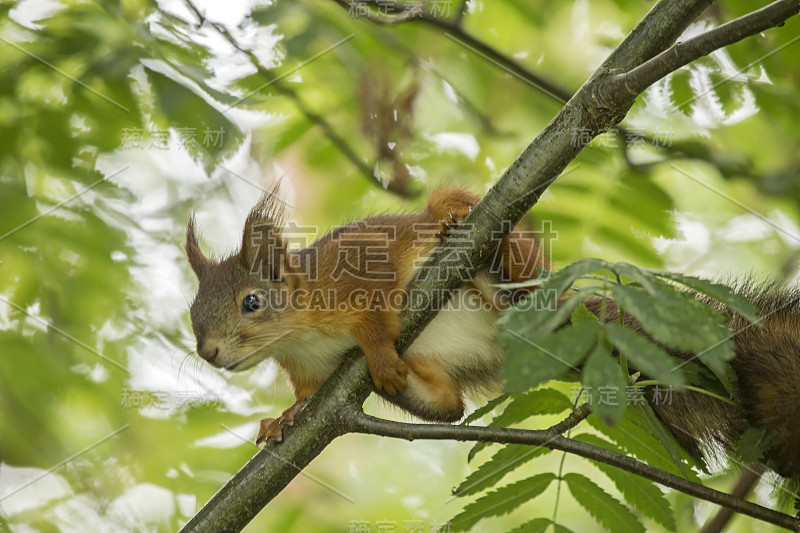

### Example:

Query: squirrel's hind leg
xmin=386 ymin=354 xmax=465 ymax=422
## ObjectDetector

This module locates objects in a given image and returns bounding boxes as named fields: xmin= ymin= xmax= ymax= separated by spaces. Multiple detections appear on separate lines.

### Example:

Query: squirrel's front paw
xmin=256 ymin=397 xmax=309 ymax=444
xmin=256 ymin=417 xmax=284 ymax=444
xmin=438 ymin=208 xmax=472 ymax=241
xmin=370 ymin=356 xmax=408 ymax=396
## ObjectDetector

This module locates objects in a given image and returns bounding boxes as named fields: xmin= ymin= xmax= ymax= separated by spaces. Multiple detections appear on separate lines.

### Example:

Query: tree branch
xmin=701 ymin=465 xmax=767 ymax=533
xmin=179 ymin=348 xmax=371 ymax=533
xmin=604 ymin=0 xmax=800 ymax=101
xmin=344 ymin=409 xmax=800 ymax=531
xmin=598 ymin=0 xmax=713 ymax=71
xmin=547 ymin=403 xmax=592 ymax=435
xmin=180 ymin=2 xmax=800 ymax=531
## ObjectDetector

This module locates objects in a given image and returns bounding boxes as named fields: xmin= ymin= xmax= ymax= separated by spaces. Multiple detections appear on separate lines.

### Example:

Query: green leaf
xmin=500 ymin=321 xmax=599 ymax=394
xmin=636 ymin=403 xmax=691 ymax=479
xmin=552 ymin=525 xmax=576 ymax=533
xmin=272 ymin=117 xmax=316 ymax=153
xmin=604 ymin=323 xmax=684 ymax=388
xmin=498 ymin=286 xmax=588 ymax=341
xmin=573 ymin=434 xmax=677 ymax=531
xmin=508 ymin=518 xmax=554 ymax=533
xmin=496 ymin=260 xmax=610 ymax=335
xmin=650 ymin=271 xmax=761 ymax=324
xmin=489 ymin=388 xmax=572 ymax=427
xmin=461 ymin=394 xmax=508 ymax=426
xmin=248 ymin=5 xmax=276 ymax=25
xmin=582 ymin=344 xmax=628 ymax=424
xmin=609 ymin=284 xmax=712 ymax=347
xmin=588 ymin=408 xmax=700 ymax=480
xmin=694 ymin=343 xmax=737 ymax=396
xmin=609 ymin=284 xmax=736 ymax=393
xmin=677 ymin=360 xmax=730 ymax=396
xmin=610 ymin=173 xmax=675 ymax=237
xmin=596 ymin=462 xmax=676 ymax=531
xmin=450 ymin=473 xmax=556 ymax=532
xmin=564 ymin=473 xmax=645 ymax=533
xmin=454 ymin=444 xmax=552 ymax=497
xmin=467 ymin=441 xmax=495 ymax=464
xmin=540 ymin=258 xmax=611 ymax=296
xmin=510 ymin=519 xmax=576 ymax=533
xmin=164 ymin=59 xmax=243 ymax=107
xmin=146 ymin=69 xmax=244 ymax=176
xmin=596 ymin=224 xmax=663 ymax=267
xmin=736 ymin=426 xmax=776 ymax=464
xmin=571 ymin=303 xmax=599 ymax=324
xmin=614 ymin=262 xmax=669 ymax=294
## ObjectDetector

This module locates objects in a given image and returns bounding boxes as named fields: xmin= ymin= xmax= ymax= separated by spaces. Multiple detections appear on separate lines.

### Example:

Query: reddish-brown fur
xmin=186 ymin=187 xmax=547 ymax=442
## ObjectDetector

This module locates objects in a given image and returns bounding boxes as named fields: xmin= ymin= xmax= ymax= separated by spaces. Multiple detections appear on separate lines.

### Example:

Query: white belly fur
xmin=273 ymin=331 xmax=358 ymax=384
xmin=406 ymin=283 xmax=503 ymax=380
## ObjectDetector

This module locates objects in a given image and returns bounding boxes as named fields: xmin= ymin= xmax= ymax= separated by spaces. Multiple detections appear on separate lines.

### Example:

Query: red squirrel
xmin=186 ymin=187 xmax=800 ymax=487
xmin=185 ymin=187 xmax=546 ymax=444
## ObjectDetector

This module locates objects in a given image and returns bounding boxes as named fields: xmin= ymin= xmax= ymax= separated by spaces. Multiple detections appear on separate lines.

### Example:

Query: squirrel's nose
xmin=198 ymin=341 xmax=220 ymax=364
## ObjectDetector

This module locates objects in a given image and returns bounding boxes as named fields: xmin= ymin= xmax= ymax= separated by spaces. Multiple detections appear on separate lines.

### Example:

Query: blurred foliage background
xmin=0 ymin=0 xmax=798 ymax=531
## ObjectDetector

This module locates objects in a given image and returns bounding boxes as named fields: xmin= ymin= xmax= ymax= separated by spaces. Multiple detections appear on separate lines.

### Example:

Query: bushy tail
xmin=587 ymin=282 xmax=800 ymax=486
xmin=654 ymin=282 xmax=800 ymax=484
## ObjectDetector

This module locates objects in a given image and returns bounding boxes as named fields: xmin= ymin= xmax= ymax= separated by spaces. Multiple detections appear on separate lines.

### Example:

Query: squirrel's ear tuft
xmin=186 ymin=216 xmax=212 ymax=280
xmin=240 ymin=186 xmax=288 ymax=283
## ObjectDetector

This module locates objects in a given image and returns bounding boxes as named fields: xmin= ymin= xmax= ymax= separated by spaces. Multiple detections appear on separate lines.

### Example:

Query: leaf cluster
xmin=499 ymin=259 xmax=759 ymax=422
xmin=449 ymin=260 xmax=762 ymax=531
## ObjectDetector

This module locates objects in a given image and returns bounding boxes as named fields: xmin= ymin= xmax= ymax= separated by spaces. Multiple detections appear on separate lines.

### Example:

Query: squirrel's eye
xmin=242 ymin=293 xmax=262 ymax=314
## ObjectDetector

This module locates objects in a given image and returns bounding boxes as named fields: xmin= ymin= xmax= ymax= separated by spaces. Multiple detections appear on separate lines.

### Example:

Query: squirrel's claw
xmin=255 ymin=398 xmax=309 ymax=444
xmin=256 ymin=417 xmax=284 ymax=444
xmin=439 ymin=211 xmax=466 ymax=242
xmin=447 ymin=211 xmax=465 ymax=226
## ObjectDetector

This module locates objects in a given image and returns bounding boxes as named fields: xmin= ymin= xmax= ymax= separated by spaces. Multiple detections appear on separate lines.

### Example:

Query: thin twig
xmin=346 ymin=410 xmax=800 ymax=531
xmin=547 ymin=403 xmax=593 ymax=435
xmin=331 ymin=0 xmax=571 ymax=103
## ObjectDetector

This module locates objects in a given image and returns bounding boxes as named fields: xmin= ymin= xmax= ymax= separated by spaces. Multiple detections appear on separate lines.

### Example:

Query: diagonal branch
xmin=598 ymin=0 xmax=713 ymax=71
xmin=603 ymin=0 xmax=800 ymax=101
xmin=701 ymin=466 xmax=767 ymax=533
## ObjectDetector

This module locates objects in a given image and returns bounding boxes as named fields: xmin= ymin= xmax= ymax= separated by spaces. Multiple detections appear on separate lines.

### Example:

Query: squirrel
xmin=185 ymin=187 xmax=545 ymax=444
xmin=186 ymin=186 xmax=800 ymax=486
